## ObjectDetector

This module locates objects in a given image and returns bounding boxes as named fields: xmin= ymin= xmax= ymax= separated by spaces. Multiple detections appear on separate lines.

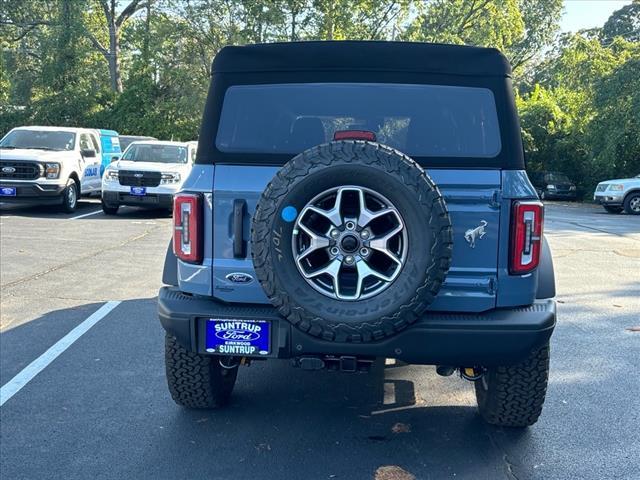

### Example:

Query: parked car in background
xmin=98 ymin=129 xmax=122 ymax=176
xmin=101 ymin=140 xmax=196 ymax=215
xmin=529 ymin=171 xmax=577 ymax=200
xmin=0 ymin=126 xmax=103 ymax=212
xmin=118 ymin=135 xmax=157 ymax=152
xmin=594 ymin=174 xmax=640 ymax=214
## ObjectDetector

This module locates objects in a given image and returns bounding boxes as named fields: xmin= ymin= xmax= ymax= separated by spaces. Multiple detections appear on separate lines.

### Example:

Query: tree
xmin=402 ymin=0 xmax=525 ymax=52
xmin=588 ymin=54 xmax=640 ymax=180
xmin=601 ymin=0 xmax=640 ymax=44
xmin=506 ymin=0 xmax=563 ymax=71
xmin=84 ymin=0 xmax=151 ymax=92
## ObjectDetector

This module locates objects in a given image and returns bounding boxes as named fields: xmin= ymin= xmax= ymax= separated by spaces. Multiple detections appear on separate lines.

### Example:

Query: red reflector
xmin=333 ymin=130 xmax=377 ymax=142
xmin=510 ymin=201 xmax=544 ymax=275
xmin=173 ymin=193 xmax=203 ymax=264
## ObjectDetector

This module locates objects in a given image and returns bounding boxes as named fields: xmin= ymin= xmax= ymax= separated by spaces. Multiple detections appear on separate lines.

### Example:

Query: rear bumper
xmin=158 ymin=287 xmax=556 ymax=367
xmin=0 ymin=181 xmax=65 ymax=205
xmin=102 ymin=190 xmax=173 ymax=209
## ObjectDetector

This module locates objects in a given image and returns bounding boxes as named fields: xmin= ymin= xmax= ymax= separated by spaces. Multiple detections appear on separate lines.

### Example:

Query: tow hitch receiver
xmin=294 ymin=355 xmax=374 ymax=373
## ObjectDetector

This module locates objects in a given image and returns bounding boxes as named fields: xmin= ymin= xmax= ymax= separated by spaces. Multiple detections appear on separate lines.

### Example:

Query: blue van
xmin=98 ymin=129 xmax=122 ymax=175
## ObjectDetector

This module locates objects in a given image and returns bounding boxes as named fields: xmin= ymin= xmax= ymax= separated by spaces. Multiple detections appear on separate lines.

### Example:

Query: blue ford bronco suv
xmin=158 ymin=42 xmax=556 ymax=428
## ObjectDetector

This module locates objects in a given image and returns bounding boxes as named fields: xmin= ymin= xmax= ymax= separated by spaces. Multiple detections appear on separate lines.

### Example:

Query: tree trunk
xmin=106 ymin=12 xmax=122 ymax=93
xmin=85 ymin=0 xmax=146 ymax=93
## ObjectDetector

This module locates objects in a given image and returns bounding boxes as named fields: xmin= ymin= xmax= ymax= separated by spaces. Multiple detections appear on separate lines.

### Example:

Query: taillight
xmin=173 ymin=193 xmax=202 ymax=264
xmin=510 ymin=200 xmax=544 ymax=275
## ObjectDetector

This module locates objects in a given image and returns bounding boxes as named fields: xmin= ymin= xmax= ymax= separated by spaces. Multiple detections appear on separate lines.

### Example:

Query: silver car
xmin=594 ymin=174 xmax=640 ymax=214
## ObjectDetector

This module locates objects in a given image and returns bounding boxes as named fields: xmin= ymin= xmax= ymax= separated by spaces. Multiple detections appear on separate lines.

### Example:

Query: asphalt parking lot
xmin=1 ymin=199 xmax=639 ymax=480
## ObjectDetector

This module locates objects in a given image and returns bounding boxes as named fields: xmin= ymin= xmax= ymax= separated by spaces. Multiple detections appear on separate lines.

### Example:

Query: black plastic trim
xmin=102 ymin=190 xmax=173 ymax=209
xmin=232 ymin=199 xmax=246 ymax=258
xmin=536 ymin=236 xmax=556 ymax=299
xmin=0 ymin=181 xmax=65 ymax=204
xmin=162 ymin=242 xmax=178 ymax=287
xmin=158 ymin=287 xmax=556 ymax=366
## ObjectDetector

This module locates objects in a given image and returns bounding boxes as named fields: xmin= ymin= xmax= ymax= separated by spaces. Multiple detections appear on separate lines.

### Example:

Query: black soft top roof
xmin=212 ymin=41 xmax=512 ymax=77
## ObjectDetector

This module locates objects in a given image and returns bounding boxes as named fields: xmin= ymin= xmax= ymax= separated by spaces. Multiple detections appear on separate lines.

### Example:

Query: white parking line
xmin=69 ymin=209 xmax=103 ymax=220
xmin=0 ymin=301 xmax=121 ymax=407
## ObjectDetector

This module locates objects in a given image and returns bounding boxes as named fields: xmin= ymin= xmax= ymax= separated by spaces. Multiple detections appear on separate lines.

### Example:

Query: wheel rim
xmin=67 ymin=184 xmax=76 ymax=207
xmin=292 ymin=185 xmax=408 ymax=301
xmin=630 ymin=196 xmax=640 ymax=212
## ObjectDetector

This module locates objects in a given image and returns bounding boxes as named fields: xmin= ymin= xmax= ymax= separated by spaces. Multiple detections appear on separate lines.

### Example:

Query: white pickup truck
xmin=0 ymin=126 xmax=104 ymax=212
xmin=101 ymin=140 xmax=196 ymax=215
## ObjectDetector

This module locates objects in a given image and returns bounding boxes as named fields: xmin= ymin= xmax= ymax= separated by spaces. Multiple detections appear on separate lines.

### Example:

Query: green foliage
xmin=601 ymin=0 xmax=640 ymax=44
xmin=518 ymin=30 xmax=640 ymax=195
xmin=403 ymin=0 xmax=525 ymax=52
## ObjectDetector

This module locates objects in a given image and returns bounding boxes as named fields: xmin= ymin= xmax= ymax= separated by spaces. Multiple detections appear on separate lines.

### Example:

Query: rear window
xmin=215 ymin=83 xmax=501 ymax=158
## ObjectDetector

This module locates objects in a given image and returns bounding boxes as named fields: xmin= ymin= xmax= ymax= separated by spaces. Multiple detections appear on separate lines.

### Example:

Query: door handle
xmin=233 ymin=199 xmax=246 ymax=258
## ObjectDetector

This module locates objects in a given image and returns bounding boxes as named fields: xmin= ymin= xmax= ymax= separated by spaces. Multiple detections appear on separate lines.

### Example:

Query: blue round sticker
xmin=281 ymin=206 xmax=298 ymax=222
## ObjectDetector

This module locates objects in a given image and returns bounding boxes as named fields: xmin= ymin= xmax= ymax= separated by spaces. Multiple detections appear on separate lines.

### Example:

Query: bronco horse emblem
xmin=464 ymin=220 xmax=488 ymax=248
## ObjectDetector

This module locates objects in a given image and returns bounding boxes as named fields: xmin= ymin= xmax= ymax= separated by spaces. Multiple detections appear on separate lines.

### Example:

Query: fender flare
xmin=536 ymin=236 xmax=556 ymax=299
xmin=162 ymin=241 xmax=179 ymax=286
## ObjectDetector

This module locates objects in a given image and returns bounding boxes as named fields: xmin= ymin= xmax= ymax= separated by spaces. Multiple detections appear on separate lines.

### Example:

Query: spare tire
xmin=251 ymin=141 xmax=452 ymax=343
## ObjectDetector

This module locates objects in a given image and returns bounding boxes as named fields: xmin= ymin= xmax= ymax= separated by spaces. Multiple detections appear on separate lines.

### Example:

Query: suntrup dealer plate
xmin=205 ymin=319 xmax=270 ymax=356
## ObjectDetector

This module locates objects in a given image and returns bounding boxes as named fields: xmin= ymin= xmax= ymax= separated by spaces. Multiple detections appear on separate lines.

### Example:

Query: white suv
xmin=0 ymin=126 xmax=104 ymax=212
xmin=101 ymin=140 xmax=196 ymax=215
xmin=594 ymin=174 xmax=640 ymax=214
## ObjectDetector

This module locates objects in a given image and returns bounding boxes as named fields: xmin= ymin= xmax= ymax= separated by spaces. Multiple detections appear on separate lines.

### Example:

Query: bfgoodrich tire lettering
xmin=164 ymin=334 xmax=238 ymax=408
xmin=251 ymin=141 xmax=453 ymax=343
xmin=475 ymin=343 xmax=550 ymax=427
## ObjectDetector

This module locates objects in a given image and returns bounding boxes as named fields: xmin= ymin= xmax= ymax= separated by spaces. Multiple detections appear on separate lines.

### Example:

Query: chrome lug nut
xmin=330 ymin=246 xmax=340 ymax=256
xmin=360 ymin=229 xmax=370 ymax=240
xmin=345 ymin=221 xmax=356 ymax=230
xmin=344 ymin=255 xmax=355 ymax=265
xmin=359 ymin=247 xmax=369 ymax=256
xmin=330 ymin=229 xmax=340 ymax=239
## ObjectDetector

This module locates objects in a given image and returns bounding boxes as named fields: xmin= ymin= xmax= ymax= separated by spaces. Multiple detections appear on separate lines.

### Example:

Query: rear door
xmin=210 ymin=165 xmax=501 ymax=312
xmin=427 ymin=169 xmax=501 ymax=312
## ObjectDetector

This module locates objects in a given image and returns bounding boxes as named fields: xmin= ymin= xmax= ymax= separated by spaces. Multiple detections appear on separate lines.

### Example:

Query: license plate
xmin=130 ymin=186 xmax=146 ymax=196
xmin=0 ymin=187 xmax=16 ymax=196
xmin=205 ymin=319 xmax=270 ymax=356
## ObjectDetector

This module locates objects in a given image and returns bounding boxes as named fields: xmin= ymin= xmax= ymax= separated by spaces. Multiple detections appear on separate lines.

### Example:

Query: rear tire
xmin=61 ymin=179 xmax=78 ymax=213
xmin=623 ymin=192 xmax=640 ymax=215
xmin=101 ymin=201 xmax=119 ymax=215
xmin=475 ymin=343 xmax=550 ymax=427
xmin=603 ymin=205 xmax=623 ymax=214
xmin=164 ymin=334 xmax=238 ymax=408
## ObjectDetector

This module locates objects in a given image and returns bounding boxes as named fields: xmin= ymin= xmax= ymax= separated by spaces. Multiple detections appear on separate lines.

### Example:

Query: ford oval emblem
xmin=214 ymin=329 xmax=260 ymax=341
xmin=2 ymin=166 xmax=16 ymax=174
xmin=133 ymin=173 xmax=144 ymax=178
xmin=226 ymin=272 xmax=253 ymax=284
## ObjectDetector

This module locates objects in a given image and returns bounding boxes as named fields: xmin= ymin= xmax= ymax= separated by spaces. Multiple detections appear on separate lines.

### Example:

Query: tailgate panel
xmin=211 ymin=166 xmax=501 ymax=313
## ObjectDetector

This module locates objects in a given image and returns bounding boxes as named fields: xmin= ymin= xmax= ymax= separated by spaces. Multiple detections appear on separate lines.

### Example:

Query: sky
xmin=560 ymin=0 xmax=633 ymax=32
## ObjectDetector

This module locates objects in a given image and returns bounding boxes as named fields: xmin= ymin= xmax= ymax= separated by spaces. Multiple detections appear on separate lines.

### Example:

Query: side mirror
xmin=81 ymin=149 xmax=96 ymax=158
xmin=111 ymin=156 xmax=120 ymax=163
